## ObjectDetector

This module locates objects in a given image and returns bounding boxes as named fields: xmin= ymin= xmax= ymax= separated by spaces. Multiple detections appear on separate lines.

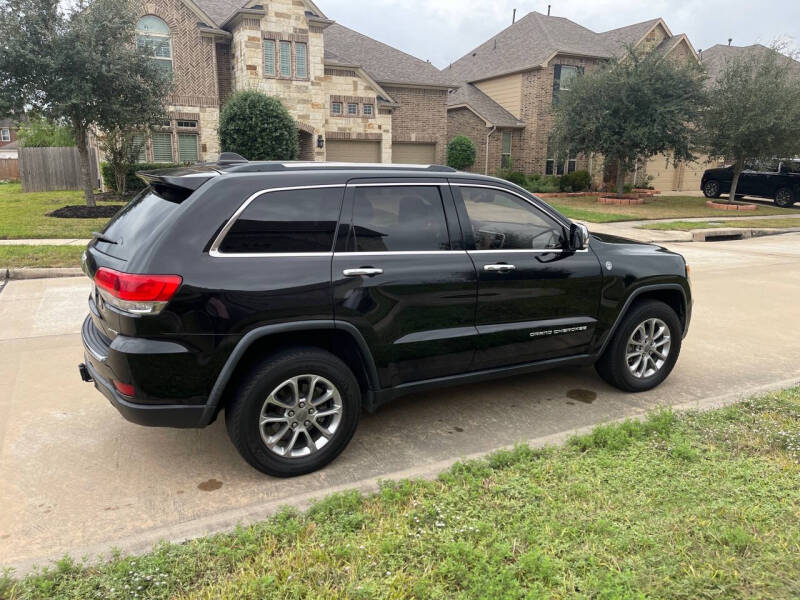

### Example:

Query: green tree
xmin=16 ymin=116 xmax=75 ymax=147
xmin=699 ymin=43 xmax=800 ymax=204
xmin=219 ymin=91 xmax=299 ymax=160
xmin=552 ymin=48 xmax=706 ymax=196
xmin=98 ymin=127 xmax=149 ymax=197
xmin=446 ymin=135 xmax=477 ymax=170
xmin=0 ymin=0 xmax=171 ymax=206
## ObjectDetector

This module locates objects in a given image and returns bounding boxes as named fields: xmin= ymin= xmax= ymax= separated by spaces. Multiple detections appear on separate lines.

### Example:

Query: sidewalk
xmin=0 ymin=238 xmax=90 ymax=246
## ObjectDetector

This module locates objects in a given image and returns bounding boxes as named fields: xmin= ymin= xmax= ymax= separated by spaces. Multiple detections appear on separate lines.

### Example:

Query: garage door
xmin=678 ymin=155 xmax=712 ymax=191
xmin=326 ymin=140 xmax=381 ymax=163
xmin=646 ymin=154 xmax=678 ymax=191
xmin=392 ymin=143 xmax=436 ymax=164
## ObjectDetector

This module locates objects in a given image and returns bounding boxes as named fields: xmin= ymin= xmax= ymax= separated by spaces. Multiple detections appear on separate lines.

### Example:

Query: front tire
xmin=775 ymin=187 xmax=796 ymax=207
xmin=595 ymin=300 xmax=682 ymax=392
xmin=225 ymin=348 xmax=361 ymax=477
xmin=702 ymin=179 xmax=721 ymax=198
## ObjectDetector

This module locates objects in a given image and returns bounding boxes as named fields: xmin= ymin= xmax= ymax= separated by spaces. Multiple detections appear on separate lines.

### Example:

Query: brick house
xmin=115 ymin=0 xmax=454 ymax=166
xmin=444 ymin=13 xmax=705 ymax=190
xmin=0 ymin=119 xmax=18 ymax=159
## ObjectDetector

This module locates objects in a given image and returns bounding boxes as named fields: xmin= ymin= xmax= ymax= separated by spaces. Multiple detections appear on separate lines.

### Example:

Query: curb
xmin=691 ymin=227 xmax=800 ymax=242
xmin=3 ymin=267 xmax=84 ymax=280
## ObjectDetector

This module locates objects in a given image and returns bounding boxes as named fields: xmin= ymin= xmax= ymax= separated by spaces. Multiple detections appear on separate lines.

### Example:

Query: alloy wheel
xmin=259 ymin=374 xmax=343 ymax=458
xmin=704 ymin=180 xmax=719 ymax=198
xmin=625 ymin=318 xmax=671 ymax=379
xmin=775 ymin=188 xmax=794 ymax=207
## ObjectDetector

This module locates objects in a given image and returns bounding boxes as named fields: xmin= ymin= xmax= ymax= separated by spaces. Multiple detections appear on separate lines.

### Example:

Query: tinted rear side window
xmin=349 ymin=186 xmax=450 ymax=252
xmin=219 ymin=187 xmax=344 ymax=254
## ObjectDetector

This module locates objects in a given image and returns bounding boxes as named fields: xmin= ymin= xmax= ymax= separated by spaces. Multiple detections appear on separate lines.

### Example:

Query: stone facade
xmin=446 ymin=108 xmax=521 ymax=175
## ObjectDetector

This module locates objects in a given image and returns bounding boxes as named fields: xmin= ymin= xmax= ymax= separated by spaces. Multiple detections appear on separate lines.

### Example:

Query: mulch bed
xmin=46 ymin=205 xmax=124 ymax=218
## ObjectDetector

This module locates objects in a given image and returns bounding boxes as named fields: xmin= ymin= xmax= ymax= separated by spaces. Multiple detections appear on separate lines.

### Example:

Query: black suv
xmin=702 ymin=158 xmax=800 ymax=207
xmin=79 ymin=160 xmax=692 ymax=477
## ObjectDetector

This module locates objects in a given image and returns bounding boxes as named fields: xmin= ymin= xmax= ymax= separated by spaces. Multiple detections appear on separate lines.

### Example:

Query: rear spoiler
xmin=137 ymin=167 xmax=219 ymax=202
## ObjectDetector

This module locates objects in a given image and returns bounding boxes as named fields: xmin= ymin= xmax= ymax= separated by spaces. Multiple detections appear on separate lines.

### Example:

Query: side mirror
xmin=569 ymin=223 xmax=589 ymax=250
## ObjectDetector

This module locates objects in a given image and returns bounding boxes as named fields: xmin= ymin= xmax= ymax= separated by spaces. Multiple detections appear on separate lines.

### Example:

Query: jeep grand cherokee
xmin=79 ymin=158 xmax=692 ymax=477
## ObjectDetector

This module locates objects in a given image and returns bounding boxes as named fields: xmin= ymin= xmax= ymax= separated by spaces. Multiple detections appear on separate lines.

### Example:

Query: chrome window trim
xmin=209 ymin=184 xmax=346 ymax=258
xmin=450 ymin=182 xmax=572 ymax=228
xmin=337 ymin=250 xmax=468 ymax=256
xmin=468 ymin=248 xmax=589 ymax=254
xmin=347 ymin=182 xmax=450 ymax=187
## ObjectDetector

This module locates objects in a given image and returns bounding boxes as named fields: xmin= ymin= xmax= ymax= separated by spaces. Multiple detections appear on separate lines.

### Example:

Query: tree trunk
xmin=728 ymin=155 xmax=745 ymax=204
xmin=73 ymin=120 xmax=95 ymax=207
xmin=615 ymin=161 xmax=626 ymax=197
xmin=114 ymin=165 xmax=127 ymax=198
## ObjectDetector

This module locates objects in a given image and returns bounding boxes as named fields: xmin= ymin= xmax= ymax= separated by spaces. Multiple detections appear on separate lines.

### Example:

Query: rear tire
xmin=775 ymin=187 xmax=796 ymax=207
xmin=702 ymin=180 xmax=721 ymax=198
xmin=225 ymin=347 xmax=361 ymax=477
xmin=595 ymin=300 xmax=682 ymax=393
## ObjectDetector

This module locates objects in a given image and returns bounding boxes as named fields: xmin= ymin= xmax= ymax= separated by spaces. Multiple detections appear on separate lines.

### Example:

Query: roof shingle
xmin=447 ymin=84 xmax=523 ymax=128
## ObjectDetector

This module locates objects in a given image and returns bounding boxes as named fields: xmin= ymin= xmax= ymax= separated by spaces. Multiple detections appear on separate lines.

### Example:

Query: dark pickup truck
xmin=702 ymin=159 xmax=800 ymax=207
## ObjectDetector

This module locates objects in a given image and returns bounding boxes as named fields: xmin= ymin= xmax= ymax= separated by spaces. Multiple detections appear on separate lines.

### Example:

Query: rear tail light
xmin=94 ymin=268 xmax=182 ymax=315
xmin=113 ymin=380 xmax=135 ymax=397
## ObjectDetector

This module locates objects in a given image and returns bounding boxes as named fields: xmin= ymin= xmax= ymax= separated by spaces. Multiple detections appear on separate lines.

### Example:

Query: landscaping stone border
xmin=705 ymin=200 xmax=757 ymax=211
xmin=598 ymin=194 xmax=645 ymax=205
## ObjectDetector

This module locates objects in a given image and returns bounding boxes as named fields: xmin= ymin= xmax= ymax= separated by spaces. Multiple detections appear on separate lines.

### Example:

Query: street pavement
xmin=1 ymin=233 xmax=799 ymax=573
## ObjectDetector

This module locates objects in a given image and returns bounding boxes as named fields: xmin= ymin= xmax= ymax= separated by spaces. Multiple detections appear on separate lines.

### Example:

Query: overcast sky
xmin=321 ymin=0 xmax=799 ymax=68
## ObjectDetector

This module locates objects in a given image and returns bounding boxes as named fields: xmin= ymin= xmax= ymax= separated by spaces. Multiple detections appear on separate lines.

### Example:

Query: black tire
xmin=225 ymin=347 xmax=361 ymax=477
xmin=595 ymin=300 xmax=682 ymax=393
xmin=774 ymin=187 xmax=796 ymax=208
xmin=702 ymin=179 xmax=721 ymax=198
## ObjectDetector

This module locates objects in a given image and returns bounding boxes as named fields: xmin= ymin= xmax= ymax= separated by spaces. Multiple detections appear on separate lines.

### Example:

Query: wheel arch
xmin=200 ymin=321 xmax=379 ymax=425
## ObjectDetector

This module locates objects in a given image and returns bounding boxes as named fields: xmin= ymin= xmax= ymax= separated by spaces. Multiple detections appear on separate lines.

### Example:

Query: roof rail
xmin=217 ymin=152 xmax=248 ymax=165
xmin=225 ymin=161 xmax=457 ymax=173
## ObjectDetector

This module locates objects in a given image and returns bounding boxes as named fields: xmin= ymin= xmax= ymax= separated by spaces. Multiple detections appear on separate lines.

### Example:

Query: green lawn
xmin=0 ymin=183 xmax=122 ymax=239
xmin=640 ymin=217 xmax=800 ymax=231
xmin=544 ymin=195 xmax=800 ymax=223
xmin=5 ymin=387 xmax=800 ymax=599
xmin=0 ymin=245 xmax=85 ymax=268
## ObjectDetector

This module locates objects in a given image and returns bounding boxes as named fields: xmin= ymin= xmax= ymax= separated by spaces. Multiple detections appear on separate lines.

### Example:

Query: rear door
xmin=451 ymin=182 xmax=603 ymax=370
xmin=332 ymin=180 xmax=478 ymax=387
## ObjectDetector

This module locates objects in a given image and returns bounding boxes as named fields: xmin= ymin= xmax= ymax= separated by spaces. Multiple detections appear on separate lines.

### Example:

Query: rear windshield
xmin=93 ymin=187 xmax=184 ymax=261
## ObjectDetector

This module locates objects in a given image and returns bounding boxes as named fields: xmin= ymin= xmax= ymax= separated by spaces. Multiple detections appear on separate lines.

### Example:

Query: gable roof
xmin=699 ymin=43 xmax=800 ymax=82
xmin=193 ymin=0 xmax=325 ymax=28
xmin=445 ymin=11 xmax=614 ymax=83
xmin=0 ymin=118 xmax=15 ymax=129
xmin=447 ymin=83 xmax=524 ymax=128
xmin=598 ymin=18 xmax=666 ymax=50
xmin=324 ymin=23 xmax=456 ymax=88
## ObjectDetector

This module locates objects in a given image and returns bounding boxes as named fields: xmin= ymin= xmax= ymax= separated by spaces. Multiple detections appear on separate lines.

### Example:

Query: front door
xmin=332 ymin=180 xmax=478 ymax=387
xmin=451 ymin=182 xmax=603 ymax=370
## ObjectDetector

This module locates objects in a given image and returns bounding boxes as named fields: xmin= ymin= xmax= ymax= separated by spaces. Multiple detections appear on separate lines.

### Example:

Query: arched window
xmin=136 ymin=16 xmax=172 ymax=74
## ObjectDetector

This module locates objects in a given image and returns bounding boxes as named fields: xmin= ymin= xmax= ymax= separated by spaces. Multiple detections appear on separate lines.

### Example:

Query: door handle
xmin=484 ymin=263 xmax=516 ymax=272
xmin=343 ymin=267 xmax=383 ymax=277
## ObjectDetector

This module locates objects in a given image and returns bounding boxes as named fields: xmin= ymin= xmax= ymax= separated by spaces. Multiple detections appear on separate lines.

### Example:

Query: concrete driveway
xmin=2 ymin=233 xmax=800 ymax=573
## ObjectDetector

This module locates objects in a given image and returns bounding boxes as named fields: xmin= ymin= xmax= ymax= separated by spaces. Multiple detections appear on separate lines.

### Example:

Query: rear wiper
xmin=92 ymin=232 xmax=118 ymax=245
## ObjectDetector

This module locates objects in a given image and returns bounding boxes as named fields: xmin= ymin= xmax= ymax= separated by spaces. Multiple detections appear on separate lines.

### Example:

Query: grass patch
xmin=543 ymin=195 xmax=800 ymax=223
xmin=3 ymin=388 xmax=800 ymax=599
xmin=0 ymin=245 xmax=85 ymax=268
xmin=0 ymin=183 xmax=122 ymax=239
xmin=639 ymin=218 xmax=800 ymax=231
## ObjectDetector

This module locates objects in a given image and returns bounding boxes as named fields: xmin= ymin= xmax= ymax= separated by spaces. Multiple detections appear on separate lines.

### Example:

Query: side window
xmin=219 ymin=187 xmax=343 ymax=254
xmin=459 ymin=187 xmax=564 ymax=251
xmin=349 ymin=186 xmax=450 ymax=252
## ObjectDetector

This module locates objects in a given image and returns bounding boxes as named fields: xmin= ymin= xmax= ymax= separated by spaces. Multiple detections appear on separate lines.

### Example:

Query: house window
xmin=553 ymin=64 xmax=582 ymax=105
xmin=362 ymin=104 xmax=374 ymax=116
xmin=295 ymin=42 xmax=308 ymax=78
xmin=136 ymin=16 xmax=172 ymax=75
xmin=567 ymin=158 xmax=576 ymax=173
xmin=501 ymin=132 xmax=512 ymax=168
xmin=264 ymin=40 xmax=276 ymax=76
xmin=176 ymin=120 xmax=197 ymax=128
xmin=279 ymin=41 xmax=292 ymax=77
xmin=128 ymin=133 xmax=147 ymax=163
xmin=178 ymin=133 xmax=199 ymax=162
xmin=152 ymin=132 xmax=173 ymax=162
xmin=332 ymin=102 xmax=343 ymax=115
xmin=347 ymin=103 xmax=358 ymax=115
xmin=545 ymin=150 xmax=574 ymax=176
xmin=0 ymin=129 xmax=9 ymax=142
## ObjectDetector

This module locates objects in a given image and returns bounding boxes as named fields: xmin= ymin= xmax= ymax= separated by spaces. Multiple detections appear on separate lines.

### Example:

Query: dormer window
xmin=136 ymin=16 xmax=172 ymax=75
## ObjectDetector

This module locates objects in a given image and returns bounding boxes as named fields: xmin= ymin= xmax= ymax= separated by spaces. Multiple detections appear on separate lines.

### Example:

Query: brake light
xmin=113 ymin=380 xmax=135 ymax=397
xmin=94 ymin=268 xmax=182 ymax=314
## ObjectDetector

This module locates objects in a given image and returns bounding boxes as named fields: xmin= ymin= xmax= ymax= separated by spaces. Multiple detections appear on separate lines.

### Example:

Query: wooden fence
xmin=0 ymin=158 xmax=19 ymax=180
xmin=19 ymin=146 xmax=98 ymax=192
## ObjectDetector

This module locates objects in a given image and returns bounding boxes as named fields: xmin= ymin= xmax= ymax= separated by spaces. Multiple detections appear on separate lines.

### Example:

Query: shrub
xmin=219 ymin=91 xmax=299 ymax=161
xmin=525 ymin=175 xmax=560 ymax=194
xmin=446 ymin=135 xmax=477 ymax=170
xmin=497 ymin=169 xmax=527 ymax=187
xmin=101 ymin=161 xmax=180 ymax=194
xmin=559 ymin=170 xmax=591 ymax=193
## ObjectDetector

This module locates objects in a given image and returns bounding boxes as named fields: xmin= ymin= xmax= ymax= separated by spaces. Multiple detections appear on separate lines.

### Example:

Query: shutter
xmin=178 ymin=134 xmax=198 ymax=163
xmin=295 ymin=43 xmax=307 ymax=78
xmin=264 ymin=40 xmax=275 ymax=76
xmin=552 ymin=64 xmax=561 ymax=105
xmin=152 ymin=132 xmax=173 ymax=162
xmin=279 ymin=41 xmax=291 ymax=77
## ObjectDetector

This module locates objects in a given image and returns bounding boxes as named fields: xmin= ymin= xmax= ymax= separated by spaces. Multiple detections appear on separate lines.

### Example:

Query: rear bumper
xmin=80 ymin=315 xmax=210 ymax=428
